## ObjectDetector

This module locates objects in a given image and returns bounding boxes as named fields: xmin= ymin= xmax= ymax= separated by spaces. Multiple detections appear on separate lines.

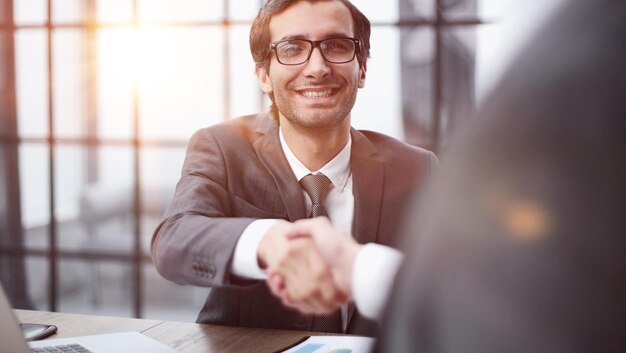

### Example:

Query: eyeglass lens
xmin=275 ymin=38 xmax=356 ymax=65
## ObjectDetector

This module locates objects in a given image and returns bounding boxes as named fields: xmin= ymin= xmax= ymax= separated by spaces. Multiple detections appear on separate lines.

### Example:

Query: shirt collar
xmin=279 ymin=127 xmax=352 ymax=192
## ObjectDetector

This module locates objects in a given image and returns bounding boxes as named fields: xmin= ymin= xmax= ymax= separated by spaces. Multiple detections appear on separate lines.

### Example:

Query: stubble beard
xmin=274 ymin=79 xmax=359 ymax=131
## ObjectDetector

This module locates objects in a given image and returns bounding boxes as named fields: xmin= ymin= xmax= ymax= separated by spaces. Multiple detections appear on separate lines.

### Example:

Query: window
xmin=0 ymin=0 xmax=489 ymax=320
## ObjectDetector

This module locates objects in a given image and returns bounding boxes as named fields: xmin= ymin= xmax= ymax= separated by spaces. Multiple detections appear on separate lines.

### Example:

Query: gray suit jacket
xmin=151 ymin=113 xmax=437 ymax=335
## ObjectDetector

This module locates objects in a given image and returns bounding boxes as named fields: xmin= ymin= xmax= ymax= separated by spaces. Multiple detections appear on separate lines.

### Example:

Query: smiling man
xmin=151 ymin=0 xmax=437 ymax=336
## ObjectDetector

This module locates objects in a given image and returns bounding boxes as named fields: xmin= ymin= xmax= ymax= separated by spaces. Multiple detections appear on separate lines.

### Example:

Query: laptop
xmin=0 ymin=285 xmax=179 ymax=353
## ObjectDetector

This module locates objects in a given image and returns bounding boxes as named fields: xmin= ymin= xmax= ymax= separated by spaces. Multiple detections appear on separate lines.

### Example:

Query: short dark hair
xmin=250 ymin=0 xmax=371 ymax=71
xmin=249 ymin=0 xmax=371 ymax=119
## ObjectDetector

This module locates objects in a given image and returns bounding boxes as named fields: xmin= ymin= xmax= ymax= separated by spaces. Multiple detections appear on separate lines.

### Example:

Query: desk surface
xmin=15 ymin=310 xmax=324 ymax=353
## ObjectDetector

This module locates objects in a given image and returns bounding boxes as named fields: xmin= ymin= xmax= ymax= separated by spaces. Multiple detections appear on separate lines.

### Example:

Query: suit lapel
xmin=253 ymin=116 xmax=308 ymax=222
xmin=348 ymin=128 xmax=384 ymax=326
xmin=350 ymin=128 xmax=384 ymax=244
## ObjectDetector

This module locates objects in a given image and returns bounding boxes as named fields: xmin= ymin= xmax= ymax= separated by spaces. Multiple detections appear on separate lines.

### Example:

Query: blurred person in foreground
xmin=151 ymin=0 xmax=437 ymax=335
xmin=275 ymin=0 xmax=626 ymax=350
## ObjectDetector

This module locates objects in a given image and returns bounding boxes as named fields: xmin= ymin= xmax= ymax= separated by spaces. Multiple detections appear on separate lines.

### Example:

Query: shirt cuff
xmin=352 ymin=243 xmax=404 ymax=320
xmin=231 ymin=219 xmax=279 ymax=280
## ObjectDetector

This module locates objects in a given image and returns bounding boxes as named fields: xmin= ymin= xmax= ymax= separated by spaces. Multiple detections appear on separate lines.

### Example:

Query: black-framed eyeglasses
xmin=269 ymin=37 xmax=360 ymax=65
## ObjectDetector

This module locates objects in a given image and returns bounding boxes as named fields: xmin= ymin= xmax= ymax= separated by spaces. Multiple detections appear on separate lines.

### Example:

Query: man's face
xmin=256 ymin=0 xmax=366 ymax=129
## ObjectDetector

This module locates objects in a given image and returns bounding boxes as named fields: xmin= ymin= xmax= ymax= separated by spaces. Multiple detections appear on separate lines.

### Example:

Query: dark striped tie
xmin=299 ymin=173 xmax=343 ymax=332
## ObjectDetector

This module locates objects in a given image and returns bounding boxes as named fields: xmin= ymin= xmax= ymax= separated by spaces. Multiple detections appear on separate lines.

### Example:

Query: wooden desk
xmin=15 ymin=310 xmax=321 ymax=353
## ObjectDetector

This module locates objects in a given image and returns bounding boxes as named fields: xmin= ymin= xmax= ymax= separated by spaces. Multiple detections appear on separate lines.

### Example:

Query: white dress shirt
xmin=352 ymin=243 xmax=404 ymax=320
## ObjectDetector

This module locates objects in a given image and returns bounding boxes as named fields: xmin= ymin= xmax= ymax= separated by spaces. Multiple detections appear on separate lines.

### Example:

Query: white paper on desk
xmin=280 ymin=335 xmax=375 ymax=353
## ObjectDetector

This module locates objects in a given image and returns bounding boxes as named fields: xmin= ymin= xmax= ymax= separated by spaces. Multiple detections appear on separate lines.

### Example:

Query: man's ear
xmin=358 ymin=62 xmax=367 ymax=88
xmin=255 ymin=66 xmax=273 ymax=94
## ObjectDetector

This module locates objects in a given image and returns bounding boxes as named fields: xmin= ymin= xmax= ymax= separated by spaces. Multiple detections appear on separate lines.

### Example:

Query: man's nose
xmin=302 ymin=47 xmax=330 ymax=78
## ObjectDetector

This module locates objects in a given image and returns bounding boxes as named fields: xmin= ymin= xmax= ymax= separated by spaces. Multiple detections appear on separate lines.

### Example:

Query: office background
xmin=0 ymin=0 xmax=561 ymax=321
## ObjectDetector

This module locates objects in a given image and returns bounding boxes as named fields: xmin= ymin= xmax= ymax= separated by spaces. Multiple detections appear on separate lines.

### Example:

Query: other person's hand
xmin=286 ymin=217 xmax=362 ymax=298
xmin=258 ymin=220 xmax=347 ymax=314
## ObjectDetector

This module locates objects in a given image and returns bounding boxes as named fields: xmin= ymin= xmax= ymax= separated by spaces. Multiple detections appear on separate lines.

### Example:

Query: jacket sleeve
xmin=151 ymin=128 xmax=257 ymax=287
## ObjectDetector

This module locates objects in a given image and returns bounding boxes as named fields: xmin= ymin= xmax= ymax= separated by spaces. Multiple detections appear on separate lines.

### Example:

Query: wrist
xmin=257 ymin=220 xmax=289 ymax=269
xmin=335 ymin=241 xmax=361 ymax=296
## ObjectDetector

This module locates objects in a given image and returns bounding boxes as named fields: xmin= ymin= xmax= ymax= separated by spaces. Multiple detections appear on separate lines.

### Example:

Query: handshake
xmin=257 ymin=217 xmax=362 ymax=315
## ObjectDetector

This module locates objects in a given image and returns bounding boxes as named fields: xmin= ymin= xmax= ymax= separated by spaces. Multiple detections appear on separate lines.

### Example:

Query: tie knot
xmin=300 ymin=173 xmax=332 ymax=205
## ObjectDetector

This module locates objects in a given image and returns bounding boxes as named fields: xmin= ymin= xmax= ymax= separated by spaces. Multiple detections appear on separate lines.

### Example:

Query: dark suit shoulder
xmin=356 ymin=129 xmax=438 ymax=173
xmin=195 ymin=113 xmax=270 ymax=140
xmin=187 ymin=113 xmax=276 ymax=153
xmin=358 ymin=130 xmax=434 ymax=156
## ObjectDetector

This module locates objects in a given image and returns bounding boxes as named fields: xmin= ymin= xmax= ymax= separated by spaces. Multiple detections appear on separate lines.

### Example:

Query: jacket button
xmin=207 ymin=265 xmax=216 ymax=278
xmin=192 ymin=261 xmax=200 ymax=275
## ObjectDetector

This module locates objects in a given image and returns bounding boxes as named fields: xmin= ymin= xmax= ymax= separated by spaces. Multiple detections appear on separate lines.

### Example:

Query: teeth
xmin=301 ymin=89 xmax=332 ymax=98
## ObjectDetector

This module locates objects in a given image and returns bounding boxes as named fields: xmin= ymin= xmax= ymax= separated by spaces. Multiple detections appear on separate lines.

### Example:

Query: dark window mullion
xmin=0 ymin=0 xmax=32 ymax=310
xmin=1 ymin=19 xmax=254 ymax=31
xmin=432 ymin=0 xmax=444 ymax=154
xmin=0 ymin=245 xmax=151 ymax=262
xmin=131 ymin=0 xmax=143 ymax=319
xmin=85 ymin=0 xmax=98 ymax=184
xmin=223 ymin=0 xmax=230 ymax=121
xmin=14 ymin=136 xmax=188 ymax=148
xmin=45 ymin=0 xmax=58 ymax=312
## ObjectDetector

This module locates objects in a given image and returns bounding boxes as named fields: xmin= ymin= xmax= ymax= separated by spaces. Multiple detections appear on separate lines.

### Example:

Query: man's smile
xmin=299 ymin=89 xmax=333 ymax=98
xmin=291 ymin=84 xmax=342 ymax=104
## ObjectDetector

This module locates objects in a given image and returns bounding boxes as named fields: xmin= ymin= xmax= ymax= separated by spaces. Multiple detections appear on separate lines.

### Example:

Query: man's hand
xmin=258 ymin=220 xmax=348 ymax=314
xmin=285 ymin=217 xmax=362 ymax=298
